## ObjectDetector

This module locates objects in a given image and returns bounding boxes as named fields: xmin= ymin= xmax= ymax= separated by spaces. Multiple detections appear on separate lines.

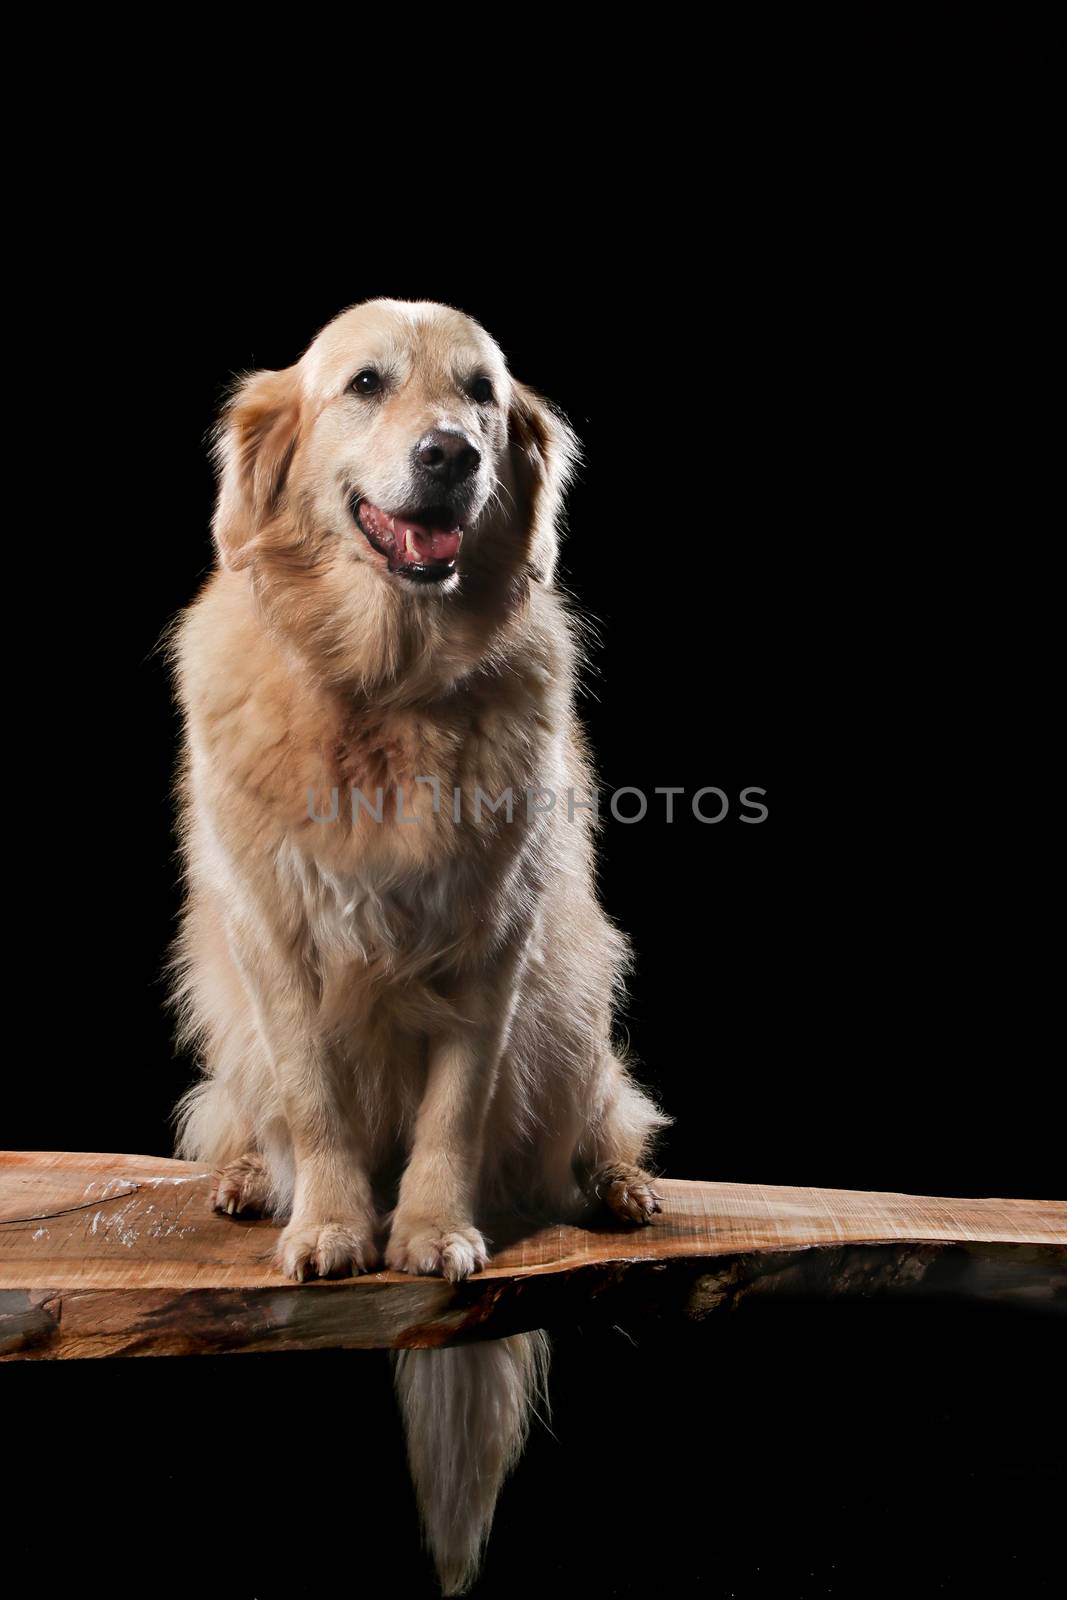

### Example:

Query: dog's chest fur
xmin=182 ymin=571 xmax=565 ymax=980
xmin=328 ymin=702 xmax=434 ymax=796
xmin=286 ymin=672 xmax=557 ymax=975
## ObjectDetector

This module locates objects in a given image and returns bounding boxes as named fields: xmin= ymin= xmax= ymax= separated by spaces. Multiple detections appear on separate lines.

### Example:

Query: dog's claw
xmin=212 ymin=1153 xmax=271 ymax=1218
xmin=594 ymin=1163 xmax=665 ymax=1227
xmin=275 ymin=1220 xmax=380 ymax=1282
xmin=386 ymin=1220 xmax=490 ymax=1281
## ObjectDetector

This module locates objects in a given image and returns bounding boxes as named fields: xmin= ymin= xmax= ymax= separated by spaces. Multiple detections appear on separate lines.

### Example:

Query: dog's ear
xmin=211 ymin=366 xmax=302 ymax=571
xmin=507 ymin=380 xmax=581 ymax=584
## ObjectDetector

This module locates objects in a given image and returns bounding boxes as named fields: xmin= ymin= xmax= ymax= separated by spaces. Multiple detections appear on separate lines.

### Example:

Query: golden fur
xmin=168 ymin=298 xmax=667 ymax=1591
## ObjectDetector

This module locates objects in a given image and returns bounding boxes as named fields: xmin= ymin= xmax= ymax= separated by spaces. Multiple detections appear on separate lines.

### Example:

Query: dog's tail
xmin=393 ymin=1331 xmax=551 ymax=1595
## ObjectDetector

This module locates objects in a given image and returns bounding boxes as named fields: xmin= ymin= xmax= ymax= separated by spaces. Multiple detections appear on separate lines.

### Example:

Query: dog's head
xmin=211 ymin=299 xmax=578 ymax=599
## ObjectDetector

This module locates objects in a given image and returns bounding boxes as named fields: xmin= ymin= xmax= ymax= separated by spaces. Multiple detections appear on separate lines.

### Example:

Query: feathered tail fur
xmin=393 ymin=1332 xmax=552 ymax=1595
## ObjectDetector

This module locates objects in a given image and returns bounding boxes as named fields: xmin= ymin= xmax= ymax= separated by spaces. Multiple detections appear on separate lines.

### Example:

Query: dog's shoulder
xmin=172 ymin=568 xmax=269 ymax=717
xmin=173 ymin=569 xmax=330 ymax=836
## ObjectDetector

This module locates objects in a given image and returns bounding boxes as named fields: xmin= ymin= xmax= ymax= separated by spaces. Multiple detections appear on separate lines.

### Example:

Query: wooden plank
xmin=1 ymin=1151 xmax=1063 ymax=1359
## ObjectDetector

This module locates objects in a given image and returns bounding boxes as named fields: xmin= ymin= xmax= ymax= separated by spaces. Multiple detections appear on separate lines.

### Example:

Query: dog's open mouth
xmin=353 ymin=497 xmax=463 ymax=584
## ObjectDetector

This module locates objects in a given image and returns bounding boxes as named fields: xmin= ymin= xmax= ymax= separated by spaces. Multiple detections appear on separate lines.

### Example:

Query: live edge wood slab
xmin=1 ymin=1152 xmax=1063 ymax=1360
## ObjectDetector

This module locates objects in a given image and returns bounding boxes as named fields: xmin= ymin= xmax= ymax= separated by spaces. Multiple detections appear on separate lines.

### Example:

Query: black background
xmin=4 ymin=59 xmax=1062 ymax=1600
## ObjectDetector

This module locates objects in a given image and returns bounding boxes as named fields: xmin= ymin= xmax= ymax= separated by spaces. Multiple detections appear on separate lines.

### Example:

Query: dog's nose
xmin=414 ymin=430 xmax=481 ymax=487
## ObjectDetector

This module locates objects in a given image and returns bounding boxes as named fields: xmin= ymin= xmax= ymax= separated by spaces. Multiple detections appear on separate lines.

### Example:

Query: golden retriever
xmin=168 ymin=298 xmax=668 ymax=1593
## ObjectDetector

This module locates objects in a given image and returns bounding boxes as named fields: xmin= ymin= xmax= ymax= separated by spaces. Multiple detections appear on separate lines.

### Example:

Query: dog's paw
xmin=594 ymin=1162 xmax=664 ymax=1225
xmin=385 ymin=1218 xmax=490 ymax=1282
xmin=211 ymin=1153 xmax=271 ymax=1217
xmin=274 ymin=1220 xmax=380 ymax=1282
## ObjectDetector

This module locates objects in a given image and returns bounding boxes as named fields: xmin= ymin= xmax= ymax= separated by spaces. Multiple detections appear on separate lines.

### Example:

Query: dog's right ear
xmin=211 ymin=366 xmax=302 ymax=571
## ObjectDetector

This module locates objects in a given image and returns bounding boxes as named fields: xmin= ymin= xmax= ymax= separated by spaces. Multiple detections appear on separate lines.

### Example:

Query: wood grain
xmin=2 ymin=1151 xmax=1063 ymax=1359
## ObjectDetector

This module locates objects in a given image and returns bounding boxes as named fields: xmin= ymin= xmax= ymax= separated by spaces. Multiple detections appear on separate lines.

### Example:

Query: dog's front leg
xmin=277 ymin=1060 xmax=380 ymax=1282
xmin=386 ymin=940 xmax=525 ymax=1282
xmin=227 ymin=924 xmax=378 ymax=1282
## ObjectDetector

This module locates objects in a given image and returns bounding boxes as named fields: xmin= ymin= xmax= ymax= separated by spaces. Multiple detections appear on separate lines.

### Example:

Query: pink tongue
xmin=403 ymin=523 xmax=461 ymax=563
xmin=360 ymin=500 xmax=462 ymax=566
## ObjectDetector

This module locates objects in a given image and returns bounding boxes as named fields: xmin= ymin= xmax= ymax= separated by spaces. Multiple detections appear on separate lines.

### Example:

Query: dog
xmin=168 ymin=298 xmax=669 ymax=1593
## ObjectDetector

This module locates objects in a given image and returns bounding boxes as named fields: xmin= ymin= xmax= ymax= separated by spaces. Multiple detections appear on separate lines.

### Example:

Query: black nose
xmin=414 ymin=429 xmax=481 ymax=487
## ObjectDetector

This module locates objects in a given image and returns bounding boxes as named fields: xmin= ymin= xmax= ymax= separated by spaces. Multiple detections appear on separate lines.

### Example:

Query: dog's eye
xmin=349 ymin=369 xmax=382 ymax=397
xmin=469 ymin=376 xmax=495 ymax=405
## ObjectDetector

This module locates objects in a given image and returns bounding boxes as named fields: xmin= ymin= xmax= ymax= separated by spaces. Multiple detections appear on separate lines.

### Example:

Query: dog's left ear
xmin=211 ymin=366 xmax=302 ymax=571
xmin=507 ymin=380 xmax=581 ymax=584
